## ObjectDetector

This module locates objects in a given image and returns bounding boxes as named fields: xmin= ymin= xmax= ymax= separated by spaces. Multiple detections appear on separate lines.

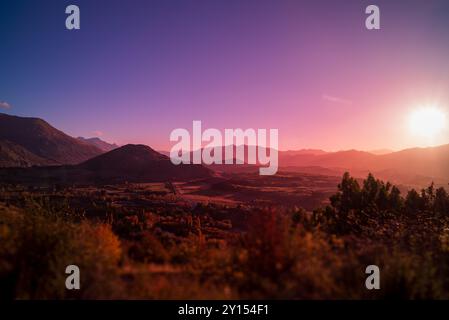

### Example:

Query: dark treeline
xmin=313 ymin=172 xmax=449 ymax=235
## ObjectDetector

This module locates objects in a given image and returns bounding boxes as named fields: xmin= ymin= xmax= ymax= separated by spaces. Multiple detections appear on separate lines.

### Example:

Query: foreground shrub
xmin=0 ymin=203 xmax=122 ymax=299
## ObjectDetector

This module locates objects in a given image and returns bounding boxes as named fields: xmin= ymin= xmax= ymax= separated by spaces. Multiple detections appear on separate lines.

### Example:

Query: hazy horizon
xmin=3 ymin=110 xmax=448 ymax=154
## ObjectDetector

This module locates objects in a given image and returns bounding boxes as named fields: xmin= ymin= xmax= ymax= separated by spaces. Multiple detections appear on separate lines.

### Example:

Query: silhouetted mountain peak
xmin=106 ymin=144 xmax=167 ymax=160
xmin=81 ymin=144 xmax=168 ymax=170
xmin=76 ymin=144 xmax=212 ymax=182
xmin=78 ymin=136 xmax=119 ymax=152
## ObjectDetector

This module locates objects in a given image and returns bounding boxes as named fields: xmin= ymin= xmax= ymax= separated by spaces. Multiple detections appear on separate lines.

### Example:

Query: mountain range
xmin=0 ymin=113 xmax=212 ymax=184
xmin=278 ymin=145 xmax=448 ymax=175
xmin=173 ymin=143 xmax=449 ymax=181
xmin=0 ymin=112 xmax=448 ymax=186
xmin=159 ymin=143 xmax=449 ymax=186
xmin=279 ymin=146 xmax=449 ymax=186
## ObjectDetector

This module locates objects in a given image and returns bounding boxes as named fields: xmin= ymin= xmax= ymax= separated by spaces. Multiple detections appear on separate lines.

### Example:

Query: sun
xmin=408 ymin=107 xmax=446 ymax=138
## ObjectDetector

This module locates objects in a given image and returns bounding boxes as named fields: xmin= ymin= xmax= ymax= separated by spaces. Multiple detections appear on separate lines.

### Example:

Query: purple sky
xmin=1 ymin=0 xmax=448 ymax=151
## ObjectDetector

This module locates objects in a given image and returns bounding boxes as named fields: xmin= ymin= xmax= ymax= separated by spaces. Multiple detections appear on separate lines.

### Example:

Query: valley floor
xmin=1 ymin=172 xmax=449 ymax=299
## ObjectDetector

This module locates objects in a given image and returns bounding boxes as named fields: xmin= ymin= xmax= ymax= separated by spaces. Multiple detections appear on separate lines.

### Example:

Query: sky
xmin=1 ymin=0 xmax=449 ymax=151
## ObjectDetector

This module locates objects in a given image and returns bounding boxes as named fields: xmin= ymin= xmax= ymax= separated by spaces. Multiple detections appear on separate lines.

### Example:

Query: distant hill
xmin=0 ymin=113 xmax=103 ymax=167
xmin=192 ymin=143 xmax=449 ymax=186
xmin=282 ymin=149 xmax=378 ymax=169
xmin=378 ymin=144 xmax=449 ymax=180
xmin=281 ymin=149 xmax=328 ymax=156
xmin=368 ymin=148 xmax=394 ymax=155
xmin=78 ymin=137 xmax=119 ymax=152
xmin=0 ymin=144 xmax=213 ymax=185
xmin=279 ymin=146 xmax=449 ymax=176
xmin=80 ymin=144 xmax=213 ymax=182
xmin=278 ymin=145 xmax=449 ymax=186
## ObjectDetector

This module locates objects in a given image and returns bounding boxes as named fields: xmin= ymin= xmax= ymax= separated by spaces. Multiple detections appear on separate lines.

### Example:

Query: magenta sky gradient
xmin=1 ymin=0 xmax=449 ymax=151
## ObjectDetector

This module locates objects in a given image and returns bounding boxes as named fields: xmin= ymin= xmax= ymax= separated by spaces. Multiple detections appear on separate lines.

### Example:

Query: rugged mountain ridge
xmin=0 ymin=113 xmax=103 ymax=167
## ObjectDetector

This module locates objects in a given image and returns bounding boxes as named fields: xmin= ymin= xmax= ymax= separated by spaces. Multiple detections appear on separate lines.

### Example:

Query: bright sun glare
xmin=409 ymin=107 xmax=446 ymax=138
